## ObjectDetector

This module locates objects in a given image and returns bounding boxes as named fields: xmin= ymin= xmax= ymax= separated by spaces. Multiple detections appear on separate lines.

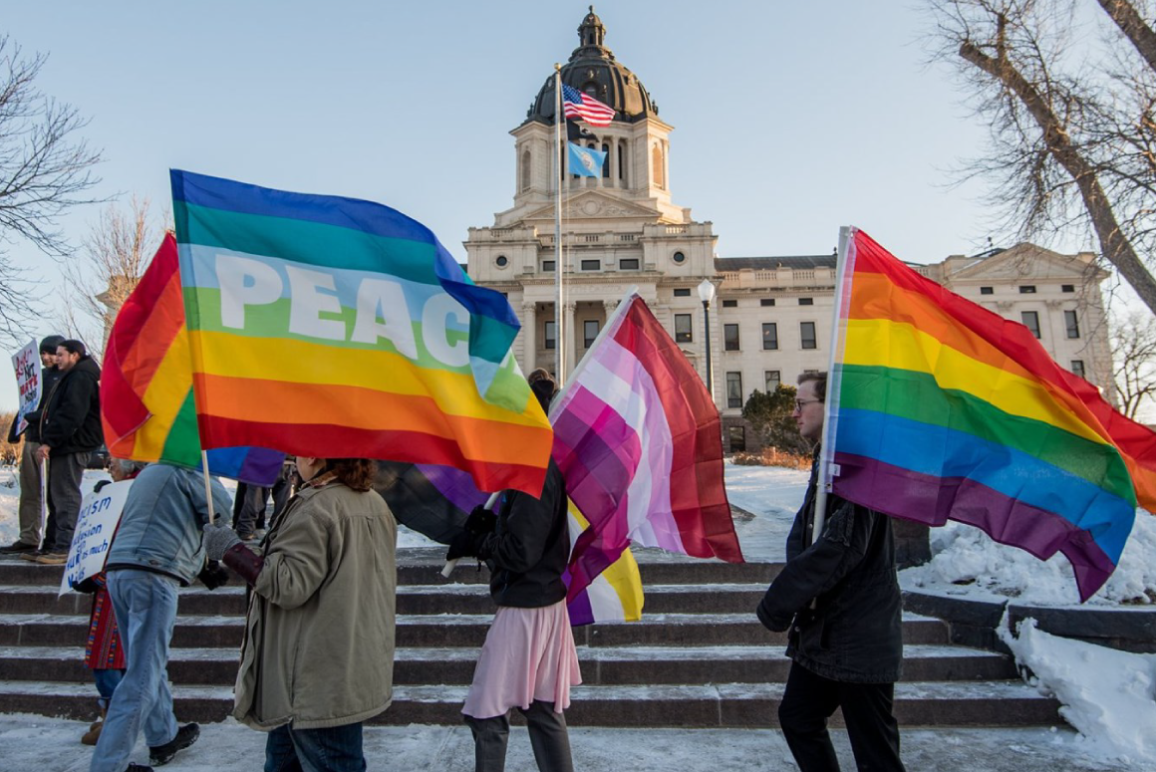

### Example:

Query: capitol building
xmin=465 ymin=8 xmax=1113 ymax=451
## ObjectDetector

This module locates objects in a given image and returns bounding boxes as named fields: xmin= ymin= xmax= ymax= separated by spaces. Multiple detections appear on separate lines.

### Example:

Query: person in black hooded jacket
xmin=1 ymin=334 xmax=65 ymax=554
xmin=35 ymin=339 xmax=104 ymax=563
xmin=756 ymin=371 xmax=905 ymax=772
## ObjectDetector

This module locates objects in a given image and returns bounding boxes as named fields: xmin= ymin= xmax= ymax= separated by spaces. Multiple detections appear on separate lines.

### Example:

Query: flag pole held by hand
xmin=442 ymin=491 xmax=501 ymax=577
xmin=201 ymin=450 xmax=217 ymax=525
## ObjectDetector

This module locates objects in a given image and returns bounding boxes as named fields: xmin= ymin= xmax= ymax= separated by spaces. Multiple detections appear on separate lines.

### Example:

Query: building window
xmin=544 ymin=321 xmax=556 ymax=350
xmin=800 ymin=322 xmax=817 ymax=349
xmin=799 ymin=297 xmax=814 ymax=306
xmin=724 ymin=324 xmax=740 ymax=351
xmin=581 ymin=259 xmax=600 ymax=271
xmin=602 ymin=143 xmax=610 ymax=178
xmin=760 ymin=298 xmax=776 ymax=307
xmin=762 ymin=323 xmax=778 ymax=350
xmin=520 ymin=150 xmax=531 ymax=192
xmin=1062 ymin=284 xmax=1075 ymax=293
xmin=584 ymin=320 xmax=599 ymax=348
xmin=672 ymin=251 xmax=686 ymax=264
xmin=726 ymin=372 xmax=743 ymax=408
xmin=1022 ymin=311 xmax=1041 ymax=338
xmin=495 ymin=255 xmax=508 ymax=267
xmin=675 ymin=313 xmax=692 ymax=343
xmin=765 ymin=370 xmax=781 ymax=392
xmin=980 ymin=286 xmax=994 ymax=295
xmin=618 ymin=140 xmax=627 ymax=181
xmin=802 ymin=369 xmax=819 ymax=376
xmin=722 ymin=299 xmax=738 ymax=308
xmin=728 ymin=426 xmax=747 ymax=452
xmin=619 ymin=258 xmax=640 ymax=270
xmin=1019 ymin=285 xmax=1037 ymax=294
xmin=652 ymin=144 xmax=665 ymax=188
xmin=1071 ymin=360 xmax=1086 ymax=379
xmin=541 ymin=260 xmax=555 ymax=272
xmin=1064 ymin=310 xmax=1080 ymax=339
xmin=673 ymin=288 xmax=691 ymax=297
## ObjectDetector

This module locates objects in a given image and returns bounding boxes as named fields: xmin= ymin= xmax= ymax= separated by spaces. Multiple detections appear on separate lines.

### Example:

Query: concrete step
xmin=0 ymin=582 xmax=775 ymax=617
xmin=0 ymin=679 xmax=1061 ymax=728
xmin=0 ymin=643 xmax=1014 ymax=686
xmin=0 ymin=611 xmax=950 ymax=649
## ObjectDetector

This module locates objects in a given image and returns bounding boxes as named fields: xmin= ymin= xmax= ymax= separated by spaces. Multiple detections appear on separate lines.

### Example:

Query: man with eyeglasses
xmin=757 ymin=372 xmax=905 ymax=772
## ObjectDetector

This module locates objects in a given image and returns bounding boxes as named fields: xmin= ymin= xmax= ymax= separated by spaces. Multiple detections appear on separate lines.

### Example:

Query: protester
xmin=77 ymin=458 xmax=147 ymax=746
xmin=1 ymin=334 xmax=65 ymax=555
xmin=203 ymin=456 xmax=398 ymax=772
xmin=756 ymin=372 xmax=905 ymax=772
xmin=90 ymin=461 xmax=232 ymax=772
xmin=35 ymin=339 xmax=104 ymax=565
xmin=446 ymin=368 xmax=580 ymax=772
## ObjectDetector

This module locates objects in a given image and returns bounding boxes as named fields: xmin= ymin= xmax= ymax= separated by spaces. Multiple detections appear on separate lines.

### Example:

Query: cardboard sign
xmin=11 ymin=340 xmax=41 ymax=436
xmin=59 ymin=480 xmax=134 ymax=596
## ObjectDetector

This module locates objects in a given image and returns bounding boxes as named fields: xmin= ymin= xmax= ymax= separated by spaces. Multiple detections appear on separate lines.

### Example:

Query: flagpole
xmin=812 ymin=226 xmax=855 ymax=543
xmin=553 ymin=64 xmax=565 ymax=385
xmin=200 ymin=450 xmax=218 ymax=526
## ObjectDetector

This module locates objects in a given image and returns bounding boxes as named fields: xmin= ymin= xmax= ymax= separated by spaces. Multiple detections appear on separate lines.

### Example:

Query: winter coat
xmin=105 ymin=463 xmax=233 ymax=585
xmin=39 ymin=357 xmax=103 ymax=454
xmin=233 ymin=478 xmax=398 ymax=731
xmin=756 ymin=452 xmax=903 ymax=684
xmin=476 ymin=459 xmax=569 ymax=608
xmin=7 ymin=365 xmax=63 ymax=444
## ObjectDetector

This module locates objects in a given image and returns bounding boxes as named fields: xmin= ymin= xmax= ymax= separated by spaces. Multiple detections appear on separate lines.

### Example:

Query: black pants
xmin=465 ymin=700 xmax=573 ymax=772
xmin=47 ymin=452 xmax=89 ymax=553
xmin=778 ymin=662 xmax=905 ymax=772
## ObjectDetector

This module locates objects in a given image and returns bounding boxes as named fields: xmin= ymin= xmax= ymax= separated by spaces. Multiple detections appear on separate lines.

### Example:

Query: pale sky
xmin=0 ymin=1 xmax=1107 ymax=411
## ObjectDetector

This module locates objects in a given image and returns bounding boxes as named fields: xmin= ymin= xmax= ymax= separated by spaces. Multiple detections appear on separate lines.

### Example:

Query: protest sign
xmin=11 ymin=340 xmax=41 ymax=436
xmin=59 ymin=480 xmax=133 ymax=596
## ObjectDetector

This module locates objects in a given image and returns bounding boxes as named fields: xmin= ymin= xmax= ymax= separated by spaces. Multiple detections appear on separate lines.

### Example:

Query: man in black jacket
xmin=1 ymin=335 xmax=65 ymax=554
xmin=757 ymin=372 xmax=905 ymax=772
xmin=35 ymin=339 xmax=104 ymax=565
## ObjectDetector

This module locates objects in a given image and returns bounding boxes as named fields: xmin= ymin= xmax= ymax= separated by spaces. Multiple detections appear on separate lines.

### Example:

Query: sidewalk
xmin=1 ymin=714 xmax=1138 ymax=772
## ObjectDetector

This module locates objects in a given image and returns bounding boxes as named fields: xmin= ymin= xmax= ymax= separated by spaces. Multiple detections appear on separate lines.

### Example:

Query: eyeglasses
xmin=794 ymin=399 xmax=822 ymax=412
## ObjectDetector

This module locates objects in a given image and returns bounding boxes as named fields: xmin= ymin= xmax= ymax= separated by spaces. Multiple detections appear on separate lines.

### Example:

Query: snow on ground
xmin=900 ymin=513 xmax=1156 ymax=608
xmin=999 ymin=614 xmax=1156 ymax=767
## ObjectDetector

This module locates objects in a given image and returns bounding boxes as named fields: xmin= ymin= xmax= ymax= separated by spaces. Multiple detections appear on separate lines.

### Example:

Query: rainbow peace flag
xmin=553 ymin=291 xmax=743 ymax=608
xmin=170 ymin=171 xmax=553 ymax=496
xmin=827 ymin=229 xmax=1156 ymax=601
xmin=101 ymin=234 xmax=284 ymax=485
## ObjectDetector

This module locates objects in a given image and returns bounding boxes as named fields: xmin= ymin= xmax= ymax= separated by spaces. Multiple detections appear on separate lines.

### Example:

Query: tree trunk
xmin=1098 ymin=0 xmax=1156 ymax=74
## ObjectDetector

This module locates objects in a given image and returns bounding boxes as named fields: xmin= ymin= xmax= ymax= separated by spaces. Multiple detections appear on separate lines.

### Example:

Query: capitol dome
xmin=525 ymin=7 xmax=658 ymax=125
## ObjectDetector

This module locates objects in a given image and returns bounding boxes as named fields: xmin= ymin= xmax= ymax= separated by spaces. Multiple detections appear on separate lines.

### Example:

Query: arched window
xmin=618 ymin=140 xmax=627 ymax=182
xmin=601 ymin=143 xmax=610 ymax=178
xmin=520 ymin=150 xmax=531 ymax=192
xmin=652 ymin=144 xmax=664 ymax=188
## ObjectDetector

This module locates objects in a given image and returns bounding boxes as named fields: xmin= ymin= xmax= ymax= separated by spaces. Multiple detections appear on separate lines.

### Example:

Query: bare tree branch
xmin=1110 ymin=310 xmax=1156 ymax=419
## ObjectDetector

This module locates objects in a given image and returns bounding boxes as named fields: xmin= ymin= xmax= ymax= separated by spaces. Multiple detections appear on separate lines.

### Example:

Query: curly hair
xmin=323 ymin=458 xmax=377 ymax=492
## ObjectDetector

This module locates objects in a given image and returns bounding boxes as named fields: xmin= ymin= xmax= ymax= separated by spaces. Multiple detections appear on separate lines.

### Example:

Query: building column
xmin=521 ymin=301 xmax=537 ymax=374
xmin=564 ymin=301 xmax=578 ymax=380
xmin=602 ymin=298 xmax=618 ymax=325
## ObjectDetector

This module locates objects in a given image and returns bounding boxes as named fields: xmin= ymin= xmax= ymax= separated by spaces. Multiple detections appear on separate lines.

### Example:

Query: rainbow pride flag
xmin=170 ymin=171 xmax=553 ymax=496
xmin=101 ymin=234 xmax=284 ymax=485
xmin=827 ymin=229 xmax=1156 ymax=601
xmin=553 ymin=291 xmax=743 ymax=607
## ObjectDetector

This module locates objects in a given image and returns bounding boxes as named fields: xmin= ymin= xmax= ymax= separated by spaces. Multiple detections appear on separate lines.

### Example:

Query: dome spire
xmin=577 ymin=6 xmax=608 ymax=54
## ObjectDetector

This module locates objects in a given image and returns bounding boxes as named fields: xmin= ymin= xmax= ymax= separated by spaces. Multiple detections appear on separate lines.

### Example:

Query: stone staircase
xmin=0 ymin=550 xmax=1059 ymax=728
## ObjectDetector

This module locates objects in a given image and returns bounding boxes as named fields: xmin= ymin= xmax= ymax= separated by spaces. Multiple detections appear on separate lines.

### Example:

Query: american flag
xmin=562 ymin=84 xmax=615 ymax=127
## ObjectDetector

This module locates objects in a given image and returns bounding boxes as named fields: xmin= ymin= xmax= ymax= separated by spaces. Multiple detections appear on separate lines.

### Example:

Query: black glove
xmin=446 ymin=529 xmax=486 ymax=562
xmin=197 ymin=560 xmax=230 ymax=591
xmin=464 ymin=505 xmax=497 ymax=536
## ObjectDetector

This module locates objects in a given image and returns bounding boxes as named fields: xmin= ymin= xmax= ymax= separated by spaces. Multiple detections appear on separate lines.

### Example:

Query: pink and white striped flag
xmin=553 ymin=291 xmax=743 ymax=614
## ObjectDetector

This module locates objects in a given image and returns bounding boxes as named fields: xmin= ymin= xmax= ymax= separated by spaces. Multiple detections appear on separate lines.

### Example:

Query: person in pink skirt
xmin=448 ymin=369 xmax=580 ymax=772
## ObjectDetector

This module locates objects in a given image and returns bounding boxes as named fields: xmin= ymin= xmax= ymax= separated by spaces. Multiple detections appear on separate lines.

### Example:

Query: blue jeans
xmin=92 ymin=668 xmax=125 ymax=710
xmin=265 ymin=722 xmax=366 ymax=772
xmin=90 ymin=570 xmax=180 ymax=772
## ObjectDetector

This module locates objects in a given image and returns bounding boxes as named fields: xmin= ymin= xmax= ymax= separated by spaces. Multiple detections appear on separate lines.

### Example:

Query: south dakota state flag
xmin=171 ymin=171 xmax=553 ymax=496
xmin=568 ymin=142 xmax=607 ymax=178
xmin=826 ymin=228 xmax=1156 ymax=601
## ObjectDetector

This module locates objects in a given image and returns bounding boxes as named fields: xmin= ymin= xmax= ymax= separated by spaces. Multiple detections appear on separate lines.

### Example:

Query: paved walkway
xmin=3 ymin=715 xmax=1139 ymax=772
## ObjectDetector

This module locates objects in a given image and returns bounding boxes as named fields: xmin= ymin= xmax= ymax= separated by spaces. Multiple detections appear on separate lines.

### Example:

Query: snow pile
xmin=901 ymin=513 xmax=1156 ymax=607
xmin=1000 ymin=613 xmax=1156 ymax=766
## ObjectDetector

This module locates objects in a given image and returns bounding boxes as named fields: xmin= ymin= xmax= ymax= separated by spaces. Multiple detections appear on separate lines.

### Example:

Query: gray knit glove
xmin=202 ymin=521 xmax=242 ymax=561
